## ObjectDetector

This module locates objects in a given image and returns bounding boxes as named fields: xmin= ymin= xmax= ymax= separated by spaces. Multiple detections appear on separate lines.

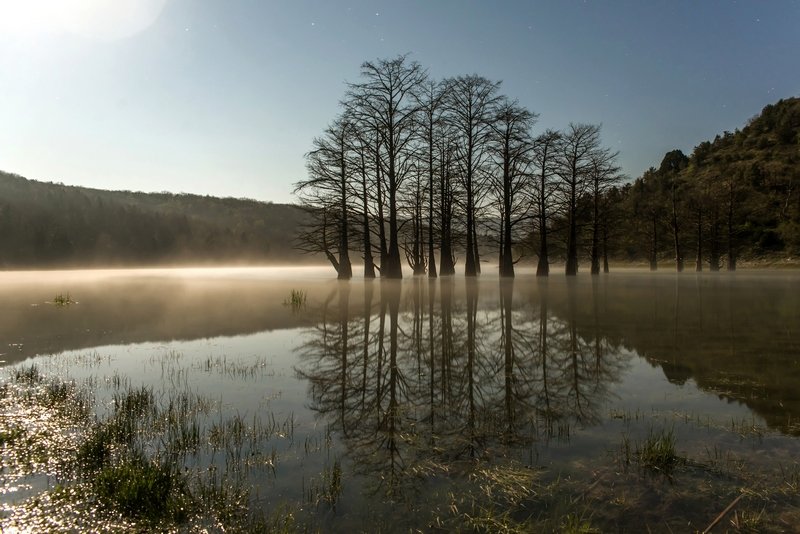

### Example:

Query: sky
xmin=1 ymin=0 xmax=798 ymax=205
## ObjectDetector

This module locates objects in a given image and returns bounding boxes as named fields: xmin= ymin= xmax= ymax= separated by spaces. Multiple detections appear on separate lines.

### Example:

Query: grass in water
xmin=637 ymin=428 xmax=681 ymax=474
xmin=92 ymin=453 xmax=189 ymax=524
xmin=52 ymin=293 xmax=75 ymax=306
xmin=283 ymin=289 xmax=307 ymax=308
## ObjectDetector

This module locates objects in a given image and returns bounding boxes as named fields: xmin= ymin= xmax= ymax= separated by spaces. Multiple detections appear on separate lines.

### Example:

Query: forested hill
xmin=621 ymin=96 xmax=800 ymax=268
xmin=0 ymin=172 xmax=309 ymax=268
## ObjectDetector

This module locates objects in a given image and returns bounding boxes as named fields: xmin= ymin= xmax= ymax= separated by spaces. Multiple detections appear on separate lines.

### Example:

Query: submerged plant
xmin=637 ymin=428 xmax=681 ymax=473
xmin=52 ymin=293 xmax=75 ymax=306
xmin=283 ymin=289 xmax=307 ymax=309
xmin=13 ymin=364 xmax=42 ymax=385
xmin=92 ymin=453 xmax=188 ymax=523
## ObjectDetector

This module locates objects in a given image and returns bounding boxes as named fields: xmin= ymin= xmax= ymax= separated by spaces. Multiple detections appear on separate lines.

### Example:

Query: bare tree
xmin=402 ymin=162 xmax=427 ymax=274
xmin=588 ymin=148 xmax=622 ymax=274
xmin=444 ymin=75 xmax=501 ymax=276
xmin=437 ymin=133 xmax=459 ymax=275
xmin=488 ymin=98 xmax=537 ymax=277
xmin=531 ymin=130 xmax=561 ymax=277
xmin=295 ymin=116 xmax=355 ymax=279
xmin=658 ymin=150 xmax=689 ymax=272
xmin=557 ymin=123 xmax=602 ymax=276
xmin=350 ymin=125 xmax=378 ymax=278
xmin=416 ymin=80 xmax=447 ymax=278
xmin=345 ymin=55 xmax=427 ymax=279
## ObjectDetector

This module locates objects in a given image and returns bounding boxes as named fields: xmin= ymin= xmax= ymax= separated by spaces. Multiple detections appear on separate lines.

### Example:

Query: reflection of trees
xmin=587 ymin=274 xmax=800 ymax=435
xmin=296 ymin=279 xmax=629 ymax=497
xmin=550 ymin=280 xmax=625 ymax=425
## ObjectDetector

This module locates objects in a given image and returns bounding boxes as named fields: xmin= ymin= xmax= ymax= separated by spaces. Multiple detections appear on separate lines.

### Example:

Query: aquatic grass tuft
xmin=283 ymin=289 xmax=307 ymax=308
xmin=52 ymin=293 xmax=75 ymax=306
xmin=637 ymin=428 xmax=681 ymax=474
xmin=92 ymin=453 xmax=189 ymax=524
xmin=305 ymin=459 xmax=343 ymax=509
xmin=13 ymin=364 xmax=42 ymax=385
xmin=0 ymin=425 xmax=26 ymax=446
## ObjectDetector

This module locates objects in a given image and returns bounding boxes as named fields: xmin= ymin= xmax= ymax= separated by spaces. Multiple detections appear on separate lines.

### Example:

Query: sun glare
xmin=0 ymin=0 xmax=167 ymax=41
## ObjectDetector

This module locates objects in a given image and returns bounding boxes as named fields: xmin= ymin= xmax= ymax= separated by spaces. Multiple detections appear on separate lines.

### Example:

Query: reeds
xmin=52 ymin=293 xmax=75 ymax=306
xmin=283 ymin=289 xmax=307 ymax=308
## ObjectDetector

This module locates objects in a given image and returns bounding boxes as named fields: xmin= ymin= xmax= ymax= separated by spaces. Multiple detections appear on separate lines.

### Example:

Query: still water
xmin=1 ymin=267 xmax=799 ymax=531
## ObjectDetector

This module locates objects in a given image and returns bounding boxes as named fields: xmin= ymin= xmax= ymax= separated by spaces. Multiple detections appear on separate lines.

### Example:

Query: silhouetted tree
xmin=416 ymin=80 xmax=447 ymax=278
xmin=345 ymin=55 xmax=427 ymax=279
xmin=351 ymin=126 xmax=378 ymax=278
xmin=558 ymin=123 xmax=602 ymax=275
xmin=588 ymin=148 xmax=622 ymax=274
xmin=295 ymin=116 xmax=355 ymax=279
xmin=437 ymin=136 xmax=459 ymax=275
xmin=531 ymin=130 xmax=562 ymax=276
xmin=658 ymin=150 xmax=689 ymax=272
xmin=445 ymin=75 xmax=501 ymax=276
xmin=488 ymin=98 xmax=537 ymax=277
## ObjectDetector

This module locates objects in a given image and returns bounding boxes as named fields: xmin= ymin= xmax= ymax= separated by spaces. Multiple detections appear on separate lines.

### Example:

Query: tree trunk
xmin=500 ymin=176 xmax=514 ymax=277
xmin=695 ymin=208 xmax=703 ymax=272
xmin=439 ymin=154 xmax=455 ymax=276
xmin=362 ymin=170 xmax=375 ymax=279
xmin=440 ymin=218 xmax=455 ymax=275
xmin=473 ymin=223 xmax=481 ymax=274
xmin=536 ymin=186 xmax=549 ymax=276
xmin=590 ymin=180 xmax=600 ymax=275
xmin=428 ymin=143 xmax=437 ymax=278
xmin=727 ymin=182 xmax=736 ymax=271
xmin=385 ymin=165 xmax=402 ymax=278
xmin=649 ymin=213 xmax=658 ymax=271
xmin=375 ymin=148 xmax=388 ymax=272
xmin=709 ymin=208 xmax=720 ymax=272
xmin=411 ymin=191 xmax=426 ymax=275
xmin=671 ymin=190 xmax=683 ymax=272
xmin=465 ymin=181 xmax=477 ymax=277
xmin=337 ymin=164 xmax=352 ymax=280
xmin=320 ymin=209 xmax=341 ymax=275
xmin=565 ymin=185 xmax=578 ymax=276
xmin=602 ymin=220 xmax=610 ymax=274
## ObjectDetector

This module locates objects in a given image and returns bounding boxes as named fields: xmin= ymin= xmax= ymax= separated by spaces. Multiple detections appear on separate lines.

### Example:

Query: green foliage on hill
xmin=0 ymin=172 xmax=308 ymax=268
xmin=616 ymin=96 xmax=800 ymax=268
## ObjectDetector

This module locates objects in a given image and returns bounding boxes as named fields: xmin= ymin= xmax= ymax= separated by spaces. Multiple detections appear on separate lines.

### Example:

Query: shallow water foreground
xmin=1 ymin=267 xmax=799 ymax=532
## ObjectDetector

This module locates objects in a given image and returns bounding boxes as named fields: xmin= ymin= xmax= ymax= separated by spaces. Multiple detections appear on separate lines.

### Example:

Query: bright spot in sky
xmin=0 ymin=0 xmax=167 ymax=41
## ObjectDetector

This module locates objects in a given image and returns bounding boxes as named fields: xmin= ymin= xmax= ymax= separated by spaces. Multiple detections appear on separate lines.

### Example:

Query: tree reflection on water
xmin=295 ymin=278 xmax=630 ymax=498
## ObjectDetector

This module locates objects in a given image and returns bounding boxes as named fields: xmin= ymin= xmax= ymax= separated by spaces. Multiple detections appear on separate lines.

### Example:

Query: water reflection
xmin=296 ymin=277 xmax=637 ymax=497
xmin=0 ymin=270 xmax=326 ymax=363
xmin=2 ymin=269 xmax=799 ymax=436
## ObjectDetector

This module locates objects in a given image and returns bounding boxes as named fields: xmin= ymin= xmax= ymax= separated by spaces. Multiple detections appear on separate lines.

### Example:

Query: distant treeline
xmin=618 ymin=97 xmax=800 ymax=270
xmin=0 ymin=172 xmax=308 ymax=268
xmin=295 ymin=54 xmax=800 ymax=278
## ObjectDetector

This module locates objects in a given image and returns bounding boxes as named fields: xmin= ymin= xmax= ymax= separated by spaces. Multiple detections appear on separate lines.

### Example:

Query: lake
xmin=1 ymin=267 xmax=799 ymax=532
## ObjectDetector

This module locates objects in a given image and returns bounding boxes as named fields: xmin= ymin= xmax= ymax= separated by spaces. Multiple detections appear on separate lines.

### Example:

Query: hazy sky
xmin=1 ymin=1 xmax=798 ymax=204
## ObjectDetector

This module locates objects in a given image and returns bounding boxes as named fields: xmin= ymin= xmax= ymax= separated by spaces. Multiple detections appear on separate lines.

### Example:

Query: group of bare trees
xmin=294 ymin=55 xmax=622 ymax=279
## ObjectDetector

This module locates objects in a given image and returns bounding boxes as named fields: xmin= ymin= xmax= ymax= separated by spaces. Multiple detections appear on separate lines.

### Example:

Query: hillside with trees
xmin=616 ymin=97 xmax=800 ymax=270
xmin=0 ymin=171 xmax=308 ymax=268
